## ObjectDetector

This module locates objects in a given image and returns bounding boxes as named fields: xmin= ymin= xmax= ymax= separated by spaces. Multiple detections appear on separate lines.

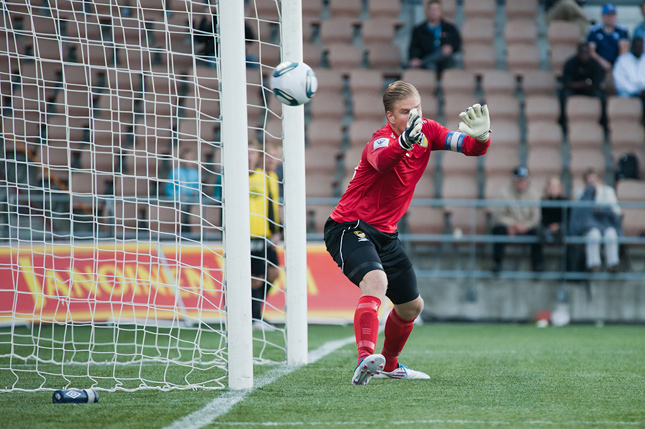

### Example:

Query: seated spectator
xmin=490 ymin=166 xmax=545 ymax=274
xmin=546 ymin=0 xmax=591 ymax=40
xmin=633 ymin=1 xmax=645 ymax=48
xmin=166 ymin=148 xmax=200 ymax=201
xmin=587 ymin=3 xmax=630 ymax=72
xmin=540 ymin=176 xmax=569 ymax=244
xmin=613 ymin=37 xmax=645 ymax=114
xmin=569 ymin=168 xmax=623 ymax=272
xmin=407 ymin=0 xmax=461 ymax=76
xmin=558 ymin=42 xmax=606 ymax=131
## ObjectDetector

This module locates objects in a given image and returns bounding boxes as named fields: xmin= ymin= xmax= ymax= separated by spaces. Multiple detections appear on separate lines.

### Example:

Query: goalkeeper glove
xmin=399 ymin=108 xmax=425 ymax=151
xmin=458 ymin=103 xmax=490 ymax=142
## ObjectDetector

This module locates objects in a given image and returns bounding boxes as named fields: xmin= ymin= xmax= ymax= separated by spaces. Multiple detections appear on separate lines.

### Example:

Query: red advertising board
xmin=0 ymin=243 xmax=360 ymax=325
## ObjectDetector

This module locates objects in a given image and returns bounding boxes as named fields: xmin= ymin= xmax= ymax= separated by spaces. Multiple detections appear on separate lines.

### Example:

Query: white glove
xmin=458 ymin=103 xmax=490 ymax=142
xmin=398 ymin=108 xmax=425 ymax=151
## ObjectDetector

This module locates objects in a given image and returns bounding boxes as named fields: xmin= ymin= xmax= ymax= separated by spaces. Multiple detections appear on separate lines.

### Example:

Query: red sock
xmin=354 ymin=296 xmax=381 ymax=360
xmin=382 ymin=310 xmax=415 ymax=372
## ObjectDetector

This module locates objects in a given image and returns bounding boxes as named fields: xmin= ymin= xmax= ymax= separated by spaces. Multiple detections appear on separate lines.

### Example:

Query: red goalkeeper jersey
xmin=331 ymin=119 xmax=490 ymax=233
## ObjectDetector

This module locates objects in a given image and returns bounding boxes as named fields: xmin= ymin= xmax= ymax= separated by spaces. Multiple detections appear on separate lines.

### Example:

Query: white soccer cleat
xmin=351 ymin=354 xmax=386 ymax=385
xmin=373 ymin=363 xmax=430 ymax=380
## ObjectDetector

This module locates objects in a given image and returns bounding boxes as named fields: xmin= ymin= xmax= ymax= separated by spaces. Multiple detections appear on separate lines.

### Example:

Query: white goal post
xmin=0 ymin=0 xmax=308 ymax=392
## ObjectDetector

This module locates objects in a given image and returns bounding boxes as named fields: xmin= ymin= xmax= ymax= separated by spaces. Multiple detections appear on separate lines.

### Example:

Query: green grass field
xmin=1 ymin=323 xmax=644 ymax=428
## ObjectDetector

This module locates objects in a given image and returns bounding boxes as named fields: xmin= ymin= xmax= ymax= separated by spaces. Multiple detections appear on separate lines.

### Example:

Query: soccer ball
xmin=269 ymin=61 xmax=318 ymax=106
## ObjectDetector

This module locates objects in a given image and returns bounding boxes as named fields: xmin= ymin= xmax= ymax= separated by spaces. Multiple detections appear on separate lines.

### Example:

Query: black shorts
xmin=251 ymin=239 xmax=279 ymax=277
xmin=323 ymin=218 xmax=418 ymax=305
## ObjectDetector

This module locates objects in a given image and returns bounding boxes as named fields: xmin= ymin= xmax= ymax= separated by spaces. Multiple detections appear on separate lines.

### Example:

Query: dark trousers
xmin=492 ymin=225 xmax=544 ymax=269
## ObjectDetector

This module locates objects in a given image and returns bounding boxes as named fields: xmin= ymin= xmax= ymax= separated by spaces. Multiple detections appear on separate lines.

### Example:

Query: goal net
xmin=0 ymin=0 xmax=307 ymax=392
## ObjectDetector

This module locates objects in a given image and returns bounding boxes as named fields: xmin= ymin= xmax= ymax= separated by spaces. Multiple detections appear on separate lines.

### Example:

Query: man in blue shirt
xmin=587 ymin=3 xmax=630 ymax=71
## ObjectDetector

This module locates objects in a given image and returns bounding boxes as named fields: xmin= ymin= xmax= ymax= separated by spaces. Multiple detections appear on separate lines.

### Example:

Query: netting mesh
xmin=0 ymin=0 xmax=288 ymax=391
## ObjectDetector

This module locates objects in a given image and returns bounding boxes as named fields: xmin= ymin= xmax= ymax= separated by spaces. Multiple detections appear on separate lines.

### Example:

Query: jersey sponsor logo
xmin=353 ymin=230 xmax=369 ymax=242
xmin=373 ymin=138 xmax=389 ymax=150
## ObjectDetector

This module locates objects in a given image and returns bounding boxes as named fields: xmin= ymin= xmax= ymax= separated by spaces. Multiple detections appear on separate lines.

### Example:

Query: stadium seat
xmin=527 ymin=147 xmax=563 ymax=179
xmin=37 ymin=142 xmax=73 ymax=182
xmin=615 ymin=179 xmax=645 ymax=237
xmin=405 ymin=206 xmax=447 ymax=235
xmin=418 ymin=91 xmax=439 ymax=120
xmin=305 ymin=171 xmax=336 ymax=198
xmin=314 ymin=69 xmax=346 ymax=94
xmin=504 ymin=20 xmax=538 ymax=44
xmin=348 ymin=69 xmax=385 ymax=95
xmin=440 ymin=69 xmax=477 ymax=96
xmin=481 ymin=70 xmax=517 ymax=97
xmin=190 ymin=203 xmax=223 ymax=238
xmin=442 ymin=0 xmax=457 ymax=20
xmin=462 ymin=43 xmax=497 ymax=70
xmin=79 ymin=146 xmax=117 ymax=174
xmin=547 ymin=21 xmax=583 ymax=48
xmin=525 ymin=95 xmax=560 ymax=123
xmin=487 ymin=120 xmax=521 ymax=148
xmin=348 ymin=119 xmax=384 ymax=147
xmin=401 ymin=69 xmax=437 ymax=95
xmin=461 ymin=18 xmax=495 ymax=46
xmin=412 ymin=169 xmax=437 ymax=199
xmin=569 ymin=147 xmax=607 ymax=179
xmin=482 ymin=95 xmax=519 ymax=122
xmin=309 ymin=91 xmax=346 ymax=121
xmin=320 ymin=17 xmax=357 ymax=46
xmin=567 ymin=122 xmax=605 ymax=148
xmin=302 ymin=1 xmax=323 ymax=19
xmin=549 ymin=44 xmax=576 ymax=74
xmin=305 ymin=145 xmax=341 ymax=175
xmin=249 ymin=0 xmax=280 ymax=21
xmin=328 ymin=0 xmax=363 ymax=19
xmin=440 ymin=154 xmax=481 ymax=199
xmin=352 ymin=92 xmax=387 ymax=121
xmin=46 ymin=115 xmax=87 ymax=147
xmin=361 ymin=18 xmax=401 ymax=46
xmin=526 ymin=120 xmax=564 ymax=148
xmin=607 ymin=96 xmax=643 ymax=125
xmin=484 ymin=150 xmax=520 ymax=178
xmin=368 ymin=0 xmax=402 ymax=19
xmin=505 ymin=0 xmax=539 ymax=20
xmin=342 ymin=145 xmax=366 ymax=178
xmin=303 ymin=43 xmax=323 ymax=68
xmin=307 ymin=119 xmax=344 ymax=148
xmin=443 ymin=93 xmax=481 ymax=124
xmin=446 ymin=205 xmax=487 ymax=235
xmin=484 ymin=172 xmax=509 ymax=200
xmin=506 ymin=43 xmax=541 ymax=73
xmin=113 ymin=201 xmax=148 ymax=238
xmin=565 ymin=95 xmax=602 ymax=124
xmin=183 ymin=85 xmax=220 ymax=121
xmin=306 ymin=204 xmax=334 ymax=234
xmin=609 ymin=122 xmax=645 ymax=151
xmin=463 ymin=0 xmax=496 ymax=19
xmin=325 ymin=43 xmax=364 ymax=70
xmin=365 ymin=43 xmax=401 ymax=72
xmin=519 ymin=69 xmax=558 ymax=96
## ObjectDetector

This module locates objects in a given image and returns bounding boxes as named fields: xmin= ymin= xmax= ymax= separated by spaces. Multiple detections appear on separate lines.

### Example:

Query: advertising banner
xmin=0 ymin=243 xmax=359 ymax=325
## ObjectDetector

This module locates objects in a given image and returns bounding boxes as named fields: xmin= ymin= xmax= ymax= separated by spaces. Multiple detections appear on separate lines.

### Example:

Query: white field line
xmin=165 ymin=336 xmax=355 ymax=429
xmin=211 ymin=420 xmax=643 ymax=426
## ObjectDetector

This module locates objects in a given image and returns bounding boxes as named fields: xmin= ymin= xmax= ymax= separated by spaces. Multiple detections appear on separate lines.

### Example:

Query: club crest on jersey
xmin=373 ymin=138 xmax=389 ymax=150
xmin=354 ymin=230 xmax=369 ymax=242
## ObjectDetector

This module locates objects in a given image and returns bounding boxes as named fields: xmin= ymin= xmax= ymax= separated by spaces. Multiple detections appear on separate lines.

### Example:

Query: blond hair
xmin=383 ymin=81 xmax=420 ymax=114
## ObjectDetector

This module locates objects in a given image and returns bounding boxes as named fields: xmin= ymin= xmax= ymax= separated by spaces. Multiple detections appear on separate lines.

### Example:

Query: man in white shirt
xmin=613 ymin=37 xmax=645 ymax=97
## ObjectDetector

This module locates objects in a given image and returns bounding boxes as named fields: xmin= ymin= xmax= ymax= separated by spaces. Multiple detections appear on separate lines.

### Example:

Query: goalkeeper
xmin=324 ymin=81 xmax=491 ymax=385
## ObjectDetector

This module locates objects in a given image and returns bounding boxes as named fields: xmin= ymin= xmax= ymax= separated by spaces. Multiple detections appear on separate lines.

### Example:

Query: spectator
xmin=587 ymin=3 xmax=629 ymax=72
xmin=613 ymin=37 xmax=645 ymax=115
xmin=569 ymin=168 xmax=623 ymax=272
xmin=407 ymin=0 xmax=461 ymax=76
xmin=633 ymin=1 xmax=645 ymax=48
xmin=490 ymin=166 xmax=545 ymax=274
xmin=540 ymin=176 xmax=569 ymax=244
xmin=165 ymin=148 xmax=200 ymax=200
xmin=248 ymin=139 xmax=281 ymax=330
xmin=558 ymin=42 xmax=607 ymax=131
xmin=546 ymin=0 xmax=591 ymax=40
